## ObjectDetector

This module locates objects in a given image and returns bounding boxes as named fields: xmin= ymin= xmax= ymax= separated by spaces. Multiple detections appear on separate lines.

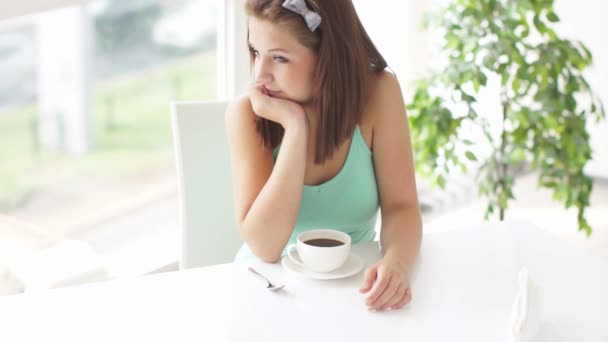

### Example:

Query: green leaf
xmin=473 ymin=78 xmax=481 ymax=93
xmin=482 ymin=53 xmax=496 ymax=69
xmin=541 ymin=180 xmax=558 ymax=188
xmin=437 ymin=174 xmax=446 ymax=189
xmin=580 ymin=43 xmax=593 ymax=62
xmin=479 ymin=72 xmax=488 ymax=87
xmin=501 ymin=72 xmax=510 ymax=87
xmin=533 ymin=14 xmax=548 ymax=34
xmin=546 ymin=11 xmax=559 ymax=23
xmin=512 ymin=78 xmax=520 ymax=93
xmin=462 ymin=8 xmax=477 ymax=18
xmin=445 ymin=33 xmax=460 ymax=49
xmin=459 ymin=163 xmax=468 ymax=173
xmin=461 ymin=92 xmax=477 ymax=103
xmin=465 ymin=151 xmax=478 ymax=161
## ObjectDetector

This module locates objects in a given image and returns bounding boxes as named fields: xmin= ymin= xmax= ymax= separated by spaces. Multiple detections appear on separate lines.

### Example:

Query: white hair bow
xmin=282 ymin=0 xmax=322 ymax=32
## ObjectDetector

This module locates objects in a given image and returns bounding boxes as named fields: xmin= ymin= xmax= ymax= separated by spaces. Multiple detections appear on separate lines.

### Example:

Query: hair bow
xmin=282 ymin=0 xmax=322 ymax=32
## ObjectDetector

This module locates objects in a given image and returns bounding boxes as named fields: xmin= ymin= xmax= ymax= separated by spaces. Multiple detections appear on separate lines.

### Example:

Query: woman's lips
xmin=263 ymin=86 xmax=281 ymax=96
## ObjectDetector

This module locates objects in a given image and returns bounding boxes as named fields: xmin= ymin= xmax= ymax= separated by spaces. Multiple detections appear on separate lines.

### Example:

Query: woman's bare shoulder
xmin=359 ymin=70 xmax=404 ymax=142
xmin=368 ymin=70 xmax=402 ymax=114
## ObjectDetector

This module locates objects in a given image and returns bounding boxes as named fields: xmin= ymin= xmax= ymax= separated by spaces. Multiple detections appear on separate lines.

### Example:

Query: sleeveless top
xmin=234 ymin=125 xmax=379 ymax=261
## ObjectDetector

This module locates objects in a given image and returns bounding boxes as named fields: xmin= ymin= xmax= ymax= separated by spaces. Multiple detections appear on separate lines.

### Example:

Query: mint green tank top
xmin=234 ymin=125 xmax=379 ymax=261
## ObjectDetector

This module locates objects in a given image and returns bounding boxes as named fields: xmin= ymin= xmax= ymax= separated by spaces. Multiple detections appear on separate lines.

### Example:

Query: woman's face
xmin=248 ymin=17 xmax=317 ymax=104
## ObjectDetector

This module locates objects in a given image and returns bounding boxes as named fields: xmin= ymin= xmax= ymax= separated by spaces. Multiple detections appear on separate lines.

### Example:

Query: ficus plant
xmin=407 ymin=0 xmax=605 ymax=235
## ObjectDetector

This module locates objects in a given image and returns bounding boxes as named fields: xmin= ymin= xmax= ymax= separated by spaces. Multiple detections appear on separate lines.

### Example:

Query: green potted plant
xmin=407 ymin=0 xmax=606 ymax=234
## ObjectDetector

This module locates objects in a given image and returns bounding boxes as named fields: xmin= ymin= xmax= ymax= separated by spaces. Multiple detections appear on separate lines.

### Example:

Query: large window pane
xmin=0 ymin=0 xmax=218 ymax=290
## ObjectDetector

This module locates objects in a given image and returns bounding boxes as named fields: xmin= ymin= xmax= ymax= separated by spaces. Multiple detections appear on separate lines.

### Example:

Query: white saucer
xmin=281 ymin=252 xmax=364 ymax=280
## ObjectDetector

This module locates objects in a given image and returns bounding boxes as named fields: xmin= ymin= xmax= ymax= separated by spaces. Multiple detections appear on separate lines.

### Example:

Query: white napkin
xmin=511 ymin=267 xmax=541 ymax=342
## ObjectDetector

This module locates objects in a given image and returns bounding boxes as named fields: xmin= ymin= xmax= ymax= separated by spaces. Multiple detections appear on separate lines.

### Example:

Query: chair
xmin=171 ymin=101 xmax=242 ymax=269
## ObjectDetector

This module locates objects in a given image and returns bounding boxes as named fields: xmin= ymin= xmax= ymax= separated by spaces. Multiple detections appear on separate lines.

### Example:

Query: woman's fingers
xmin=379 ymin=284 xmax=407 ymax=311
xmin=359 ymin=265 xmax=378 ymax=293
xmin=248 ymin=84 xmax=277 ymax=121
xmin=365 ymin=266 xmax=390 ymax=305
xmin=369 ymin=276 xmax=399 ymax=310
xmin=390 ymin=287 xmax=412 ymax=310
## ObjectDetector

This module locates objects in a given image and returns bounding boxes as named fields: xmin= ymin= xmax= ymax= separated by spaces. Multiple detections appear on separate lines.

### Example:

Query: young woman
xmin=225 ymin=0 xmax=422 ymax=312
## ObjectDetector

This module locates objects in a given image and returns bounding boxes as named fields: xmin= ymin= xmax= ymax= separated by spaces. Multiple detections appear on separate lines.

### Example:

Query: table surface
xmin=0 ymin=220 xmax=607 ymax=342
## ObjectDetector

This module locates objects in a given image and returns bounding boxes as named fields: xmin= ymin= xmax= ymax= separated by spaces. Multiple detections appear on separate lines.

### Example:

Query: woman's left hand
xmin=359 ymin=255 xmax=412 ymax=311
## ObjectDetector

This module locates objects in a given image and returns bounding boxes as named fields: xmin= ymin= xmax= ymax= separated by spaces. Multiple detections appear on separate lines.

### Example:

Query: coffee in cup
xmin=287 ymin=229 xmax=351 ymax=273
xmin=304 ymin=238 xmax=344 ymax=247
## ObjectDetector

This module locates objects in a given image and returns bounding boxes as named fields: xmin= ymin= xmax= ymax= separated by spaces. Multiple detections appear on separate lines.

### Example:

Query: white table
xmin=0 ymin=220 xmax=607 ymax=341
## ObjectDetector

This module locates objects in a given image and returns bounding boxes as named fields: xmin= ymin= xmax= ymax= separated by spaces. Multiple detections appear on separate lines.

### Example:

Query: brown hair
xmin=245 ymin=0 xmax=387 ymax=164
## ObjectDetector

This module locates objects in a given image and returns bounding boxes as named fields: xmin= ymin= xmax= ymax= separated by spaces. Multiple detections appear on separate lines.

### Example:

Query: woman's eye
xmin=249 ymin=48 xmax=287 ymax=63
xmin=274 ymin=56 xmax=288 ymax=63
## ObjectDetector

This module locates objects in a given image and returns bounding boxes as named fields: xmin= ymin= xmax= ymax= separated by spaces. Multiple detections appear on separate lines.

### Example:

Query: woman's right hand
xmin=248 ymin=83 xmax=307 ymax=130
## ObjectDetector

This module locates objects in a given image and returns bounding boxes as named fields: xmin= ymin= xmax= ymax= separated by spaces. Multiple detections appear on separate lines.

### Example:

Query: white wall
xmin=352 ymin=1 xmax=408 ymax=86
xmin=353 ymin=1 xmax=435 ymax=98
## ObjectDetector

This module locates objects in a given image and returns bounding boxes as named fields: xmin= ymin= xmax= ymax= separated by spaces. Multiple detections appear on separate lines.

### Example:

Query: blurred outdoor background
xmin=1 ymin=0 xmax=218 ymax=287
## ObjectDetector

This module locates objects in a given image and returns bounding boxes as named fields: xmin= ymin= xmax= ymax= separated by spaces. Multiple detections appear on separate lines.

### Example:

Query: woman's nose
xmin=255 ymin=60 xmax=273 ymax=84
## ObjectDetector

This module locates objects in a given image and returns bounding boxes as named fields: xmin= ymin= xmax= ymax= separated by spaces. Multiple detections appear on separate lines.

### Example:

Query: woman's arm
xmin=225 ymin=92 xmax=308 ymax=263
xmin=374 ymin=72 xmax=422 ymax=269
xmin=380 ymin=209 xmax=422 ymax=275
xmin=360 ymin=71 xmax=422 ymax=311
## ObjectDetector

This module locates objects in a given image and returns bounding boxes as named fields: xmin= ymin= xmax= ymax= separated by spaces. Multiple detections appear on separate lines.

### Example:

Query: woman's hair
xmin=245 ymin=0 xmax=387 ymax=164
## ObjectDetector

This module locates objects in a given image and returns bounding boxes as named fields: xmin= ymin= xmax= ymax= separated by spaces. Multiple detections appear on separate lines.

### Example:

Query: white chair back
xmin=171 ymin=101 xmax=242 ymax=269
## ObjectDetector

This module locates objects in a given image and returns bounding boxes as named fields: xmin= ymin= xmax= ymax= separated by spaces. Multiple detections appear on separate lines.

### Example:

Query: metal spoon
xmin=248 ymin=267 xmax=285 ymax=291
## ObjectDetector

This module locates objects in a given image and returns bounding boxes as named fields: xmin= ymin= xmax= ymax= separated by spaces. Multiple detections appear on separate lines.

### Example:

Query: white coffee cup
xmin=287 ymin=229 xmax=351 ymax=273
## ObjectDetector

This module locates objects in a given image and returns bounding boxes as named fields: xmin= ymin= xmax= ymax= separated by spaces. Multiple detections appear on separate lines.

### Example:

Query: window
xmin=0 ymin=0 xmax=222 ymax=289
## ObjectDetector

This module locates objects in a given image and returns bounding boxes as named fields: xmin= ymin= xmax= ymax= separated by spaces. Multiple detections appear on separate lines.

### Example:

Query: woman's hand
xmin=359 ymin=255 xmax=412 ymax=311
xmin=248 ymin=83 xmax=306 ymax=129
